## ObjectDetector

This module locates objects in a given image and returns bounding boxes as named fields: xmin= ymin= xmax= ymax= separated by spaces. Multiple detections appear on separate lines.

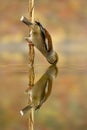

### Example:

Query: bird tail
xmin=20 ymin=16 xmax=33 ymax=26
xmin=20 ymin=104 xmax=32 ymax=116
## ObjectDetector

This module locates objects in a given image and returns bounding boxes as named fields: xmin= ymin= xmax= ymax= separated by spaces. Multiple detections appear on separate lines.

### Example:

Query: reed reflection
xmin=20 ymin=65 xmax=58 ymax=115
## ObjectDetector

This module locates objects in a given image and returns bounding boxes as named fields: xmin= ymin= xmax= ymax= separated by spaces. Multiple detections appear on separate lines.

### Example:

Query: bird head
xmin=47 ymin=51 xmax=58 ymax=64
xmin=46 ymin=65 xmax=58 ymax=79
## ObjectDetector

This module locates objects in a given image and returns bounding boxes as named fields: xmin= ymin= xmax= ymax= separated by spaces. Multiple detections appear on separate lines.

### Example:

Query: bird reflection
xmin=20 ymin=65 xmax=58 ymax=116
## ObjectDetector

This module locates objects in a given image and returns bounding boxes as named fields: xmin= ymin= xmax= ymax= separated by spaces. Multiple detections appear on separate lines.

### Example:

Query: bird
xmin=20 ymin=16 xmax=58 ymax=64
xmin=20 ymin=65 xmax=58 ymax=116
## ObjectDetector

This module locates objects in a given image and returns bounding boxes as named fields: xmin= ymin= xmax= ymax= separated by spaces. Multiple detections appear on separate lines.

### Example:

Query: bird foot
xmin=25 ymin=37 xmax=34 ymax=46
xmin=25 ymin=85 xmax=33 ymax=94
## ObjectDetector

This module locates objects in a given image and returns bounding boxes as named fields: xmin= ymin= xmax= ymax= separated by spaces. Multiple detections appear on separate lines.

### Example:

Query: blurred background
xmin=0 ymin=0 xmax=87 ymax=130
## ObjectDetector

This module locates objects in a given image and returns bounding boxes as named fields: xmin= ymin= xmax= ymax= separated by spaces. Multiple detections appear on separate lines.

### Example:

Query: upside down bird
xmin=20 ymin=16 xmax=58 ymax=64
xmin=20 ymin=65 xmax=58 ymax=115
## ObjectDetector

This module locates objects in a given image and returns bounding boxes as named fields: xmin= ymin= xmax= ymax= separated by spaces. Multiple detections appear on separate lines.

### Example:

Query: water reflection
xmin=20 ymin=65 xmax=58 ymax=130
xmin=20 ymin=65 xmax=58 ymax=114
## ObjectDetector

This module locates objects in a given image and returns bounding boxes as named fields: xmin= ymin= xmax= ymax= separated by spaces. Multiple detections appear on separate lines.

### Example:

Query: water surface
xmin=0 ymin=62 xmax=87 ymax=130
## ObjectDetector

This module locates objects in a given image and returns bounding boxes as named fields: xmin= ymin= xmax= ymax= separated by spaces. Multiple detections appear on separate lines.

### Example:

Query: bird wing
xmin=44 ymin=29 xmax=53 ymax=52
xmin=35 ymin=21 xmax=53 ymax=52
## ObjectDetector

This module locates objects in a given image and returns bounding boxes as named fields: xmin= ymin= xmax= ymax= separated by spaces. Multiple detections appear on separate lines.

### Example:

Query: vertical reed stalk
xmin=28 ymin=1 xmax=35 ymax=130
xmin=28 ymin=0 xmax=35 ymax=66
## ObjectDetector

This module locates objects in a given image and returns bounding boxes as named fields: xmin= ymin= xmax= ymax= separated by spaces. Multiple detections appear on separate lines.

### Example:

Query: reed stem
xmin=28 ymin=0 xmax=35 ymax=66
xmin=28 ymin=1 xmax=35 ymax=130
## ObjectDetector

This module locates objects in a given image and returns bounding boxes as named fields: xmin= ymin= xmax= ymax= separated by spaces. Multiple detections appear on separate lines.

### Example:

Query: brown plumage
xmin=20 ymin=17 xmax=58 ymax=64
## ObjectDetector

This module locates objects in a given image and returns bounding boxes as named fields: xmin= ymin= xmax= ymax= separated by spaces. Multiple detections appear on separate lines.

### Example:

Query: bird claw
xmin=25 ymin=85 xmax=33 ymax=94
xmin=25 ymin=37 xmax=34 ymax=46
